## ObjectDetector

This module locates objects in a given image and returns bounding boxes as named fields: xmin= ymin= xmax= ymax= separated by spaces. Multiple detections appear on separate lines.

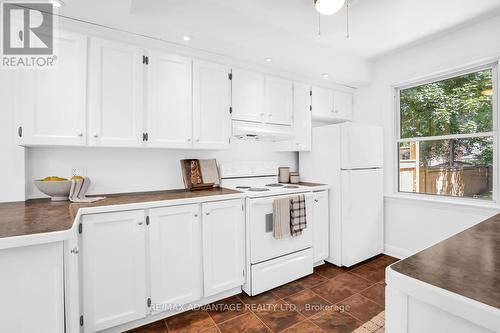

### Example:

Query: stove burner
xmin=284 ymin=185 xmax=299 ymax=189
xmin=248 ymin=188 xmax=271 ymax=192
xmin=265 ymin=183 xmax=284 ymax=187
xmin=236 ymin=186 xmax=251 ymax=189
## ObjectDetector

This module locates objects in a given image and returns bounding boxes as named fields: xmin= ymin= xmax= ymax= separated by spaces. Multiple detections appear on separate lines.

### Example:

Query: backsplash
xmin=26 ymin=141 xmax=297 ymax=198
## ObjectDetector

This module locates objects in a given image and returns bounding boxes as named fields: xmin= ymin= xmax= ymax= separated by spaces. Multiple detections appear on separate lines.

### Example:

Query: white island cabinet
xmin=0 ymin=242 xmax=65 ymax=333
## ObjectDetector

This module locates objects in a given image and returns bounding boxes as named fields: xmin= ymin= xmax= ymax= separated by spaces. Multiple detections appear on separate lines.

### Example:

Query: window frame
xmin=394 ymin=61 xmax=499 ymax=203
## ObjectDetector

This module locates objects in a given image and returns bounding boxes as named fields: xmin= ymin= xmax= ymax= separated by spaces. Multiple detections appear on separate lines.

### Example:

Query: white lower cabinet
xmin=313 ymin=191 xmax=329 ymax=262
xmin=0 ymin=242 xmax=65 ymax=333
xmin=149 ymin=205 xmax=202 ymax=311
xmin=202 ymin=199 xmax=245 ymax=297
xmin=82 ymin=210 xmax=147 ymax=333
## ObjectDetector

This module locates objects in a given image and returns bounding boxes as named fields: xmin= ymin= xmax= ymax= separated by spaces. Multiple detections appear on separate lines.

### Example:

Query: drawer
xmin=250 ymin=248 xmax=313 ymax=296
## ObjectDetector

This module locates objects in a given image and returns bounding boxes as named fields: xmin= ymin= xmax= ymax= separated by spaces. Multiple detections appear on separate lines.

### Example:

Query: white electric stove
xmin=219 ymin=162 xmax=314 ymax=296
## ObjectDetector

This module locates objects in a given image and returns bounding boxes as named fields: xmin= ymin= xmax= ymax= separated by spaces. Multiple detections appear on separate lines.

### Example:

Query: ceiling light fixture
xmin=264 ymin=58 xmax=272 ymax=63
xmin=183 ymin=35 xmax=192 ymax=41
xmin=314 ymin=0 xmax=345 ymax=15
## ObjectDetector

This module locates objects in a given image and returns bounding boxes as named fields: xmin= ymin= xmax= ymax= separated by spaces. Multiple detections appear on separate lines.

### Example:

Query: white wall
xmin=354 ymin=14 xmax=500 ymax=258
xmin=25 ymin=143 xmax=297 ymax=198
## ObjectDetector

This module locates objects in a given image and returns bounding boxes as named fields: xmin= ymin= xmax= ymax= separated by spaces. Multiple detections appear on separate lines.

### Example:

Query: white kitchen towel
xmin=290 ymin=194 xmax=307 ymax=236
xmin=273 ymin=197 xmax=291 ymax=239
xmin=69 ymin=177 xmax=105 ymax=203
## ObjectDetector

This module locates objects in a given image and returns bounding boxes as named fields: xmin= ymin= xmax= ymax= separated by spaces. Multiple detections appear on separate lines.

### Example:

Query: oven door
xmin=248 ymin=193 xmax=313 ymax=264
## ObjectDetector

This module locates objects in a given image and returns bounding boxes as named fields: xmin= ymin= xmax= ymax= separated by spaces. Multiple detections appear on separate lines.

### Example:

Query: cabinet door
xmin=313 ymin=191 xmax=329 ymax=262
xmin=265 ymin=76 xmax=293 ymax=125
xmin=149 ymin=205 xmax=202 ymax=311
xmin=89 ymin=38 xmax=144 ymax=147
xmin=17 ymin=31 xmax=87 ymax=146
xmin=193 ymin=60 xmax=231 ymax=149
xmin=147 ymin=52 xmax=193 ymax=148
xmin=311 ymin=86 xmax=334 ymax=120
xmin=292 ymin=82 xmax=312 ymax=151
xmin=333 ymin=91 xmax=353 ymax=121
xmin=0 ymin=242 xmax=64 ymax=333
xmin=82 ymin=210 xmax=147 ymax=333
xmin=202 ymin=199 xmax=245 ymax=297
xmin=231 ymin=68 xmax=265 ymax=122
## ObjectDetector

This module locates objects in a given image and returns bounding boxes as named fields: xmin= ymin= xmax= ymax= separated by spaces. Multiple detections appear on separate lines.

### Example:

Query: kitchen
xmin=1 ymin=1 xmax=500 ymax=333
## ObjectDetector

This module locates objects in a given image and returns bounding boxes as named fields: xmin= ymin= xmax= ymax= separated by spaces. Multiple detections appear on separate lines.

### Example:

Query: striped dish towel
xmin=273 ymin=198 xmax=291 ymax=239
xmin=290 ymin=194 xmax=307 ymax=236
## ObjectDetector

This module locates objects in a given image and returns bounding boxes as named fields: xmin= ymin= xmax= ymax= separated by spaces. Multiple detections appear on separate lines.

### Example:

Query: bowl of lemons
xmin=34 ymin=176 xmax=73 ymax=201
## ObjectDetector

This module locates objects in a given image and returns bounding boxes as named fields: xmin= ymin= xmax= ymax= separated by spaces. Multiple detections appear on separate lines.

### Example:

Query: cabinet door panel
xmin=311 ymin=86 xmax=333 ymax=119
xmin=333 ymin=91 xmax=353 ymax=121
xmin=202 ymin=199 xmax=245 ymax=297
xmin=193 ymin=60 xmax=231 ymax=149
xmin=292 ymin=82 xmax=312 ymax=151
xmin=17 ymin=31 xmax=87 ymax=146
xmin=89 ymin=38 xmax=144 ymax=147
xmin=232 ymin=68 xmax=265 ymax=122
xmin=0 ymin=242 xmax=64 ymax=333
xmin=82 ymin=210 xmax=147 ymax=333
xmin=147 ymin=52 xmax=193 ymax=148
xmin=313 ymin=191 xmax=329 ymax=262
xmin=149 ymin=205 xmax=202 ymax=311
xmin=266 ymin=76 xmax=293 ymax=125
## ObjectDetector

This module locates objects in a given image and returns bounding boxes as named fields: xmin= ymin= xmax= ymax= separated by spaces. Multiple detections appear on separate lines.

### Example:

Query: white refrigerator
xmin=300 ymin=123 xmax=384 ymax=267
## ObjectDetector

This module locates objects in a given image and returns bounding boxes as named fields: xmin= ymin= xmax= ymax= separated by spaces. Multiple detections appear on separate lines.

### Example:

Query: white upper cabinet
xmin=193 ymin=60 xmax=231 ymax=149
xmin=82 ymin=210 xmax=147 ymax=333
xmin=311 ymin=85 xmax=353 ymax=122
xmin=16 ymin=30 xmax=87 ymax=146
xmin=333 ymin=90 xmax=353 ymax=121
xmin=89 ymin=38 xmax=144 ymax=147
xmin=202 ymin=199 xmax=245 ymax=297
xmin=292 ymin=82 xmax=312 ymax=151
xmin=231 ymin=68 xmax=266 ymax=123
xmin=147 ymin=52 xmax=193 ymax=148
xmin=149 ymin=205 xmax=202 ymax=312
xmin=265 ymin=76 xmax=293 ymax=125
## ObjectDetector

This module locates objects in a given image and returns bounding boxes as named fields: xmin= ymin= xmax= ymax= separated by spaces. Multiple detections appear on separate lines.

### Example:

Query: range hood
xmin=232 ymin=121 xmax=293 ymax=142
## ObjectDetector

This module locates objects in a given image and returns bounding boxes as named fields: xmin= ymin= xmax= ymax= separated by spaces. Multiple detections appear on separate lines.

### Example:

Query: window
xmin=397 ymin=64 xmax=497 ymax=200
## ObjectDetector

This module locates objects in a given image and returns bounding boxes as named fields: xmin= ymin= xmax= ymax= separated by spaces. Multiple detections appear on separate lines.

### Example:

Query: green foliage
xmin=400 ymin=70 xmax=493 ymax=166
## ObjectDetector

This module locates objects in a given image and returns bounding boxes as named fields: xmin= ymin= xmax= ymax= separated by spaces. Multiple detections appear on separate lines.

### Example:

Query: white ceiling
xmin=57 ymin=0 xmax=500 ymax=85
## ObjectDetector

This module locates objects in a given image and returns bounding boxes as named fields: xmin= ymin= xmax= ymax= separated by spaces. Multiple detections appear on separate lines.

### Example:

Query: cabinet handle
xmin=70 ymin=247 xmax=79 ymax=254
xmin=314 ymin=199 xmax=319 ymax=203
xmin=205 ymin=212 xmax=210 ymax=216
xmin=194 ymin=214 xmax=198 ymax=217
xmin=196 ymin=139 xmax=200 ymax=142
xmin=78 ymin=133 xmax=83 ymax=137
xmin=187 ymin=138 xmax=192 ymax=142
xmin=93 ymin=134 xmax=99 ymax=138
xmin=138 ymin=222 xmax=143 ymax=225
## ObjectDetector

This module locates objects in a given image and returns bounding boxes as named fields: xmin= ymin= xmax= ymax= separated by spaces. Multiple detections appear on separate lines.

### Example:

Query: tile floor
xmin=127 ymin=254 xmax=398 ymax=333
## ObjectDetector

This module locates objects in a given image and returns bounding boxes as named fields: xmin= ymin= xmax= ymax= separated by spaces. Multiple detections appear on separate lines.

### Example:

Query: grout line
xmin=163 ymin=318 xmax=170 ymax=332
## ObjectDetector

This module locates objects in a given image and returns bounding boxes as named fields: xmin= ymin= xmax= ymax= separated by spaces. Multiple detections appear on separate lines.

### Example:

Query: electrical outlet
xmin=71 ymin=167 xmax=86 ymax=178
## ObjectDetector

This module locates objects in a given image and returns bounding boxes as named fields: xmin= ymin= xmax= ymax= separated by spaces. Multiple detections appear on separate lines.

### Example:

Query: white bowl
xmin=34 ymin=180 xmax=72 ymax=201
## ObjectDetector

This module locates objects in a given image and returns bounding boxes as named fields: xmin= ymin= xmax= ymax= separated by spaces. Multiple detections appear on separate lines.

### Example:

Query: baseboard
xmin=384 ymin=244 xmax=414 ymax=259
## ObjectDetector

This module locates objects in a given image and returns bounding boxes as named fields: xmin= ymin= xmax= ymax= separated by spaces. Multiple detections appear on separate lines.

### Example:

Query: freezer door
xmin=341 ymin=168 xmax=383 ymax=267
xmin=341 ymin=123 xmax=383 ymax=169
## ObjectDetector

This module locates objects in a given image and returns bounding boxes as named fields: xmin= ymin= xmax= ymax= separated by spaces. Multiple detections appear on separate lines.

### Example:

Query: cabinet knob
xmin=314 ymin=199 xmax=319 ymax=203
xmin=194 ymin=214 xmax=198 ymax=217
xmin=205 ymin=212 xmax=210 ymax=216
xmin=78 ymin=133 xmax=83 ymax=137
xmin=138 ymin=222 xmax=143 ymax=225
xmin=196 ymin=139 xmax=200 ymax=142
xmin=70 ymin=247 xmax=79 ymax=254
xmin=93 ymin=134 xmax=99 ymax=138
xmin=187 ymin=138 xmax=192 ymax=142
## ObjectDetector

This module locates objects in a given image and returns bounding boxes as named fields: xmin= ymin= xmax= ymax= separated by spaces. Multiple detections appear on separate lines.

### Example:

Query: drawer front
xmin=250 ymin=248 xmax=313 ymax=296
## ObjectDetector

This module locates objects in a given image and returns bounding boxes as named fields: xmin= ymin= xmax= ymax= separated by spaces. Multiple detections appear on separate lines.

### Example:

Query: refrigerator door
xmin=341 ymin=123 xmax=383 ymax=169
xmin=341 ymin=168 xmax=383 ymax=267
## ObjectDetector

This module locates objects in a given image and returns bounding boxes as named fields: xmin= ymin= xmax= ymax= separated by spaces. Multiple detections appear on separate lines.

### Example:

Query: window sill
xmin=384 ymin=193 xmax=500 ymax=210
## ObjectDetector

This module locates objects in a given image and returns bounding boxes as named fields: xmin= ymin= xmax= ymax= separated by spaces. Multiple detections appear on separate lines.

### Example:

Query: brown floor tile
xmin=360 ymin=283 xmax=385 ymax=306
xmin=311 ymin=310 xmax=362 ymax=333
xmin=338 ymin=294 xmax=384 ymax=323
xmin=331 ymin=273 xmax=374 ymax=292
xmin=218 ymin=312 xmax=270 ymax=333
xmin=281 ymin=320 xmax=324 ymax=333
xmin=207 ymin=295 xmax=249 ymax=324
xmin=271 ymin=280 xmax=305 ymax=299
xmin=351 ymin=265 xmax=385 ymax=283
xmin=254 ymin=301 xmax=306 ymax=332
xmin=200 ymin=327 xmax=220 ymax=333
xmin=166 ymin=310 xmax=215 ymax=333
xmin=311 ymin=279 xmax=356 ymax=304
xmin=239 ymin=291 xmax=282 ymax=307
xmin=284 ymin=289 xmax=332 ymax=318
xmin=314 ymin=263 xmax=349 ymax=279
xmin=367 ymin=255 xmax=399 ymax=270
xmin=126 ymin=320 xmax=168 ymax=333
xmin=297 ymin=273 xmax=327 ymax=289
